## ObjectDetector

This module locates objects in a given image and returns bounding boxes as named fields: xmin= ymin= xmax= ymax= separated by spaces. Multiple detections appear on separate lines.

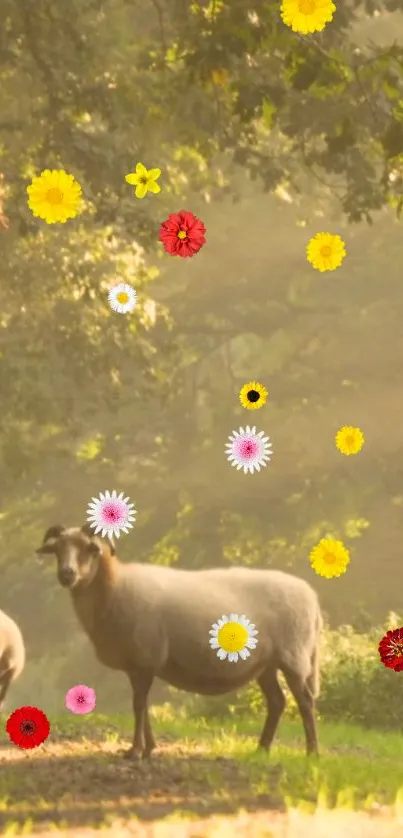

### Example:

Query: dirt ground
xmin=1 ymin=735 xmax=402 ymax=837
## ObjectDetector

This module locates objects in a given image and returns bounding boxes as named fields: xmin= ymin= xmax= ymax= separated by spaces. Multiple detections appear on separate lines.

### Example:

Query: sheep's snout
xmin=58 ymin=566 xmax=77 ymax=588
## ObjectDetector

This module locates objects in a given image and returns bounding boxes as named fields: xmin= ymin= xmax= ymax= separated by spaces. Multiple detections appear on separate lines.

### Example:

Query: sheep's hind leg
xmin=282 ymin=666 xmax=319 ymax=756
xmin=256 ymin=667 xmax=286 ymax=752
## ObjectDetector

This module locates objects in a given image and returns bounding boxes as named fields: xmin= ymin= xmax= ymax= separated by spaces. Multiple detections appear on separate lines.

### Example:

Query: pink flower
xmin=65 ymin=684 xmax=96 ymax=715
xmin=86 ymin=489 xmax=136 ymax=539
xmin=236 ymin=437 xmax=260 ymax=460
xmin=225 ymin=425 xmax=273 ymax=474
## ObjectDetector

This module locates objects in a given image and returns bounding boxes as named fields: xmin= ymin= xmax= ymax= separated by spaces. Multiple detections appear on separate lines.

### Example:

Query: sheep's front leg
xmin=0 ymin=669 xmax=14 ymax=712
xmin=144 ymin=705 xmax=156 ymax=755
xmin=124 ymin=671 xmax=154 ymax=760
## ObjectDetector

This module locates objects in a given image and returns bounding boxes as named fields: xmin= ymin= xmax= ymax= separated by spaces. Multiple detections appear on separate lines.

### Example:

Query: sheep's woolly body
xmin=71 ymin=552 xmax=321 ymax=697
xmin=0 ymin=609 xmax=25 ymax=702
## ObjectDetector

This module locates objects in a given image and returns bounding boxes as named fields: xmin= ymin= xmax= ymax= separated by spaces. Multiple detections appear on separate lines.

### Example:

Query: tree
xmin=1 ymin=0 xmax=403 ymax=675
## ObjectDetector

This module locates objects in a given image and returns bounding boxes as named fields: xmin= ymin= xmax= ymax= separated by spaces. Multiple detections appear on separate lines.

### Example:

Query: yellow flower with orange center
xmin=335 ymin=426 xmax=364 ymax=456
xmin=306 ymin=232 xmax=346 ymax=272
xmin=281 ymin=0 xmax=336 ymax=33
xmin=310 ymin=537 xmax=350 ymax=579
xmin=27 ymin=169 xmax=82 ymax=224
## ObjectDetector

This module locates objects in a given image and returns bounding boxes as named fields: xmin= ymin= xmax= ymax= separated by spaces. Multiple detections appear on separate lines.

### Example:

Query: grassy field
xmin=1 ymin=706 xmax=403 ymax=836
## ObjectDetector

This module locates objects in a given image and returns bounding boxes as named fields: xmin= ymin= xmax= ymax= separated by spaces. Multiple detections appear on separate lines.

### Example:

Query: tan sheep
xmin=0 ymin=608 xmax=25 ymax=710
xmin=36 ymin=524 xmax=321 ymax=759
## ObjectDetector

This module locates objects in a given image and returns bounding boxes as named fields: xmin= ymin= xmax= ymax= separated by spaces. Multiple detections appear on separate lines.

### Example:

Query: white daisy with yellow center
xmin=108 ymin=282 xmax=137 ymax=314
xmin=209 ymin=613 xmax=259 ymax=663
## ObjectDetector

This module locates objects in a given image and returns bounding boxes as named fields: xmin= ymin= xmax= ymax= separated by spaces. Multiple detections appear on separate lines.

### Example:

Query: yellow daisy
xmin=335 ymin=426 xmax=364 ymax=456
xmin=239 ymin=381 xmax=268 ymax=410
xmin=125 ymin=162 xmax=161 ymax=199
xmin=310 ymin=537 xmax=350 ymax=579
xmin=306 ymin=232 xmax=346 ymax=272
xmin=209 ymin=614 xmax=259 ymax=663
xmin=27 ymin=169 xmax=82 ymax=224
xmin=280 ymin=0 xmax=336 ymax=34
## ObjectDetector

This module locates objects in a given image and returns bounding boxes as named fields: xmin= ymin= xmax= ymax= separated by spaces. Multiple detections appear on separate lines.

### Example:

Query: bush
xmin=178 ymin=613 xmax=403 ymax=730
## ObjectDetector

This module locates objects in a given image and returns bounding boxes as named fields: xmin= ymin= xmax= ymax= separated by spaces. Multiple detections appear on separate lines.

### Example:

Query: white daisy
xmin=86 ymin=489 xmax=136 ymax=540
xmin=108 ymin=282 xmax=137 ymax=314
xmin=225 ymin=425 xmax=272 ymax=474
xmin=209 ymin=613 xmax=259 ymax=663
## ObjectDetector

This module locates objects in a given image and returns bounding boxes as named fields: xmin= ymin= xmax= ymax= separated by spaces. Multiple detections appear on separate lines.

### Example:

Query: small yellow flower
xmin=239 ymin=381 xmax=268 ymax=410
xmin=335 ymin=426 xmax=364 ymax=456
xmin=281 ymin=0 xmax=336 ymax=34
xmin=27 ymin=169 xmax=82 ymax=224
xmin=306 ymin=232 xmax=346 ymax=272
xmin=125 ymin=162 xmax=161 ymax=199
xmin=210 ymin=69 xmax=228 ymax=86
xmin=310 ymin=537 xmax=350 ymax=579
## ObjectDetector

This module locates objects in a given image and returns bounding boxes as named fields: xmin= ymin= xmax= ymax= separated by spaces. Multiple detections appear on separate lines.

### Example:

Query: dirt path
xmin=1 ymin=737 xmax=401 ymax=837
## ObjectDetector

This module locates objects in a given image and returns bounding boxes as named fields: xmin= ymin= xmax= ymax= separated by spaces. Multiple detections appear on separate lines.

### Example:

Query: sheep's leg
xmin=144 ymin=704 xmax=156 ymax=755
xmin=256 ymin=668 xmax=286 ymax=751
xmin=282 ymin=667 xmax=319 ymax=756
xmin=124 ymin=671 xmax=154 ymax=760
xmin=0 ymin=668 xmax=14 ymax=711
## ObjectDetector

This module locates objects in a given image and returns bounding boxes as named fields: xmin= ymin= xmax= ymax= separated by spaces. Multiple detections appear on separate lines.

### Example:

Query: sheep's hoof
xmin=122 ymin=746 xmax=143 ymax=761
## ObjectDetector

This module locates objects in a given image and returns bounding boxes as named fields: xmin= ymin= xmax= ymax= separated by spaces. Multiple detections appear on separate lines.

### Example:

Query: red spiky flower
xmin=159 ymin=210 xmax=206 ymax=258
xmin=6 ymin=705 xmax=50 ymax=749
xmin=378 ymin=627 xmax=403 ymax=672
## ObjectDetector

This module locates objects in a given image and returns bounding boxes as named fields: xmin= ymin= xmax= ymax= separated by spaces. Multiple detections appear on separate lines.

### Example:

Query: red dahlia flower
xmin=159 ymin=210 xmax=206 ymax=258
xmin=378 ymin=627 xmax=403 ymax=671
xmin=6 ymin=705 xmax=50 ymax=749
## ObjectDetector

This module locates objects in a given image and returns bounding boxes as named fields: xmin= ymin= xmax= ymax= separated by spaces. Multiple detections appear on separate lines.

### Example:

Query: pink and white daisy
xmin=225 ymin=425 xmax=272 ymax=474
xmin=86 ymin=489 xmax=136 ymax=539
xmin=65 ymin=684 xmax=96 ymax=715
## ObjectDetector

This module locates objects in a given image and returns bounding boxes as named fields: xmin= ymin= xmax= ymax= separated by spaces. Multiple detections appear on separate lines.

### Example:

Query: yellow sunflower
xmin=310 ymin=537 xmax=350 ymax=579
xmin=239 ymin=381 xmax=268 ymax=410
xmin=306 ymin=232 xmax=346 ymax=272
xmin=27 ymin=169 xmax=82 ymax=224
xmin=125 ymin=162 xmax=161 ymax=199
xmin=280 ymin=0 xmax=336 ymax=34
xmin=335 ymin=426 xmax=364 ymax=456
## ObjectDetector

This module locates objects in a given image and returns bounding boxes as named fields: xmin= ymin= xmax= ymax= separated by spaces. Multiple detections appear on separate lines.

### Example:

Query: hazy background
xmin=1 ymin=0 xmax=403 ymax=715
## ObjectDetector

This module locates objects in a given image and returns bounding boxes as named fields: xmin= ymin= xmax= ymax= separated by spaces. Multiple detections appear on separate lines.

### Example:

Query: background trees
xmin=1 ymin=0 xmax=403 ymax=707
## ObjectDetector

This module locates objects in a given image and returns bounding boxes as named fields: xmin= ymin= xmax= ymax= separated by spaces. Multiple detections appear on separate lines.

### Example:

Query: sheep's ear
xmin=81 ymin=523 xmax=95 ymax=538
xmin=36 ymin=525 xmax=65 ymax=555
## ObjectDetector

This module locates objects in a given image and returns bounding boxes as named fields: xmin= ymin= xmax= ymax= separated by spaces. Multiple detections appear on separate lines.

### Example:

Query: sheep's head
xmin=36 ymin=524 xmax=115 ymax=589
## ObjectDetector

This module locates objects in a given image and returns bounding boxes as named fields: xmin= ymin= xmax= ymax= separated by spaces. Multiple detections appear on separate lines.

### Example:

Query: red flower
xmin=6 ymin=705 xmax=50 ymax=749
xmin=159 ymin=210 xmax=206 ymax=258
xmin=378 ymin=627 xmax=403 ymax=672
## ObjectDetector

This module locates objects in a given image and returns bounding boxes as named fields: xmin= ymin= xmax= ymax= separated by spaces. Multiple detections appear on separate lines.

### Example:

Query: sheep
xmin=0 ymin=608 xmax=25 ymax=711
xmin=36 ymin=524 xmax=322 ymax=759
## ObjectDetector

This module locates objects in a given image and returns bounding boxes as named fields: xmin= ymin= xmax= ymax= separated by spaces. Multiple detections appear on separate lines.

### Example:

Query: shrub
xmin=178 ymin=613 xmax=403 ymax=730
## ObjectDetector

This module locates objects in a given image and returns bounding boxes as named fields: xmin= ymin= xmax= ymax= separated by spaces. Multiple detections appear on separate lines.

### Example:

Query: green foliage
xmin=179 ymin=615 xmax=403 ymax=730
xmin=2 ymin=0 xmax=403 ymax=678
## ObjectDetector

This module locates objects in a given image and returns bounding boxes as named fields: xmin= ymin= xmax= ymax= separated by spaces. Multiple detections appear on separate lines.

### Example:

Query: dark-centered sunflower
xmin=239 ymin=381 xmax=268 ymax=410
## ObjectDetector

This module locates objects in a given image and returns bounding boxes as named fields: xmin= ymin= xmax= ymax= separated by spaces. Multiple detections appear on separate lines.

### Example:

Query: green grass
xmin=1 ymin=708 xmax=403 ymax=835
xmin=156 ymin=708 xmax=403 ymax=808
